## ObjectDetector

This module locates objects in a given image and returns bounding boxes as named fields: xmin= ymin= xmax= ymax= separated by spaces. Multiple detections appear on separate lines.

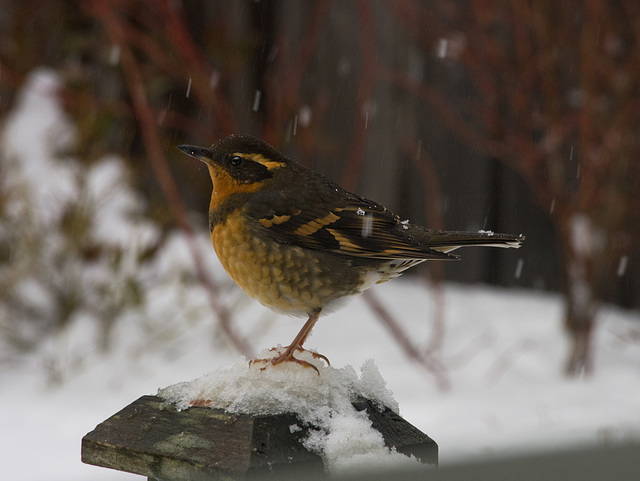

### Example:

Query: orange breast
xmin=210 ymin=210 xmax=329 ymax=316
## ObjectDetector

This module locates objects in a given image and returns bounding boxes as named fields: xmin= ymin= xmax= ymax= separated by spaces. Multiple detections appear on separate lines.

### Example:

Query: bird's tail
xmin=408 ymin=226 xmax=525 ymax=255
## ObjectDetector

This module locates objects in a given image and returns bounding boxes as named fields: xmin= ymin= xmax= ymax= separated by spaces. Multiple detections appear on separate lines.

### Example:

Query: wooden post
xmin=82 ymin=395 xmax=437 ymax=480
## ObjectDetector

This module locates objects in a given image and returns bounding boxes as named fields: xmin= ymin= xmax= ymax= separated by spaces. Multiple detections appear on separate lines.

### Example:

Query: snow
xmin=568 ymin=214 xmax=602 ymax=319
xmin=361 ymin=214 xmax=373 ymax=238
xmin=617 ymin=256 xmax=628 ymax=277
xmin=515 ymin=257 xmax=524 ymax=279
xmin=570 ymin=214 xmax=603 ymax=257
xmin=2 ymin=69 xmax=640 ymax=480
xmin=1 ymin=68 xmax=78 ymax=222
xmin=252 ymin=89 xmax=261 ymax=112
xmin=159 ymin=352 xmax=397 ymax=416
xmin=2 ymin=283 xmax=640 ymax=481
xmin=299 ymin=105 xmax=312 ymax=127
xmin=158 ymin=352 xmax=412 ymax=475
xmin=437 ymin=38 xmax=449 ymax=59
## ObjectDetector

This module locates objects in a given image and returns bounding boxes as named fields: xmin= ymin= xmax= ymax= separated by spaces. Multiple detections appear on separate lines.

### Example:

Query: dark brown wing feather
xmin=402 ymin=224 xmax=525 ymax=253
xmin=245 ymin=167 xmax=524 ymax=260
xmin=246 ymin=183 xmax=456 ymax=260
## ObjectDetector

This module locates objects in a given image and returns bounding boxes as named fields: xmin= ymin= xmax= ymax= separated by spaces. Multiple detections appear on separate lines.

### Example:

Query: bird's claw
xmin=250 ymin=346 xmax=330 ymax=375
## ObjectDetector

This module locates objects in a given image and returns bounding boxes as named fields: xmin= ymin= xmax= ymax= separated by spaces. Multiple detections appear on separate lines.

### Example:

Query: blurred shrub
xmin=0 ymin=69 xmax=213 ymax=382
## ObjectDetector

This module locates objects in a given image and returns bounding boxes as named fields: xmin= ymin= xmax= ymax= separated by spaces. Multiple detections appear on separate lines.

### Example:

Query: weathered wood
xmin=353 ymin=398 xmax=438 ymax=466
xmin=82 ymin=395 xmax=437 ymax=480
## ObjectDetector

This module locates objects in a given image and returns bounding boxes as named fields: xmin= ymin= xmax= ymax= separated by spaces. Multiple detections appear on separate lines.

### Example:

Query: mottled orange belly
xmin=210 ymin=211 xmax=366 ymax=316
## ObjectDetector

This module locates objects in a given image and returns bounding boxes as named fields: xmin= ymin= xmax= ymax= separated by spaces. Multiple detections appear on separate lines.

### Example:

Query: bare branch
xmin=86 ymin=0 xmax=253 ymax=357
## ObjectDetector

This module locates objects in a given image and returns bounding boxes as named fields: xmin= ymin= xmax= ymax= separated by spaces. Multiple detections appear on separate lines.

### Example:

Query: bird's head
xmin=177 ymin=135 xmax=291 ymax=198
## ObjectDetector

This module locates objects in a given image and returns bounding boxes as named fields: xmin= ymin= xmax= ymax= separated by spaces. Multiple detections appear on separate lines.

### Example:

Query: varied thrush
xmin=177 ymin=135 xmax=524 ymax=370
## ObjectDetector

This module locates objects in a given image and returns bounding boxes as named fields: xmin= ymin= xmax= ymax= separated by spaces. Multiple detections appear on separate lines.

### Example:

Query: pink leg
xmin=277 ymin=308 xmax=321 ymax=359
xmin=252 ymin=308 xmax=330 ymax=373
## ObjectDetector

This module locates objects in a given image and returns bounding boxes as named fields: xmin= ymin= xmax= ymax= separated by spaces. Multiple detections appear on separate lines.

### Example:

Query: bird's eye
xmin=229 ymin=155 xmax=243 ymax=167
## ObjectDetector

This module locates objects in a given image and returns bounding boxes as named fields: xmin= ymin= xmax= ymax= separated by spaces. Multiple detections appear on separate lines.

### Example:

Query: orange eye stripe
xmin=233 ymin=152 xmax=286 ymax=170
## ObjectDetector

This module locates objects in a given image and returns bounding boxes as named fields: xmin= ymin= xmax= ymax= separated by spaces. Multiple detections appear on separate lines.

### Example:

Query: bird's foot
xmin=250 ymin=346 xmax=330 ymax=374
xmin=266 ymin=345 xmax=331 ymax=366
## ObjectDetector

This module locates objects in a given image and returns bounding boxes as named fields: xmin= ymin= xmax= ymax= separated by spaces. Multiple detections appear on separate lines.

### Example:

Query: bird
xmin=177 ymin=135 xmax=524 ymax=371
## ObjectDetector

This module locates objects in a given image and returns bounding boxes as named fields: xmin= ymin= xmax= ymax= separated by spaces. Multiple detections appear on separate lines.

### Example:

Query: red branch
xmin=86 ymin=0 xmax=253 ymax=357
xmin=362 ymin=290 xmax=450 ymax=390
xmin=340 ymin=0 xmax=377 ymax=192
xmin=403 ymin=136 xmax=447 ymax=356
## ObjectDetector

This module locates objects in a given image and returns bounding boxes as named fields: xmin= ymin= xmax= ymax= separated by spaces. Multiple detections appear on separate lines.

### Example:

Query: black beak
xmin=176 ymin=144 xmax=213 ymax=165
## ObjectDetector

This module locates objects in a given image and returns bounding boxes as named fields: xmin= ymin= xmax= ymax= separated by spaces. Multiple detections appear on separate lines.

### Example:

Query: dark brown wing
xmin=245 ymin=183 xmax=456 ymax=260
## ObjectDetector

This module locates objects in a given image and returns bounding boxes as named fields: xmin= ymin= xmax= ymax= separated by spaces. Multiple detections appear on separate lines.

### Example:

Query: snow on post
xmin=82 ymin=352 xmax=437 ymax=479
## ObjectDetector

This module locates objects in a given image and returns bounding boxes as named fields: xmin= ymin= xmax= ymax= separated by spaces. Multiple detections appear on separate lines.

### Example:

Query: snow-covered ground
xmin=2 ymin=280 xmax=640 ymax=481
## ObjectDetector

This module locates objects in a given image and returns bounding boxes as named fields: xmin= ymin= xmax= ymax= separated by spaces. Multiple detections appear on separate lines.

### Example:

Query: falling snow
xmin=299 ymin=105 xmax=312 ymax=127
xmin=209 ymin=70 xmax=220 ymax=89
xmin=361 ymin=214 xmax=374 ymax=238
xmin=253 ymin=90 xmax=261 ymax=112
xmin=109 ymin=45 xmax=120 ymax=65
xmin=436 ymin=38 xmax=448 ymax=59
xmin=515 ymin=258 xmax=524 ymax=279
xmin=617 ymin=256 xmax=628 ymax=277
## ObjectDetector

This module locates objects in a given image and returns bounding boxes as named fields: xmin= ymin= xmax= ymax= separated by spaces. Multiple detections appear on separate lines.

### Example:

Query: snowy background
xmin=1 ymin=71 xmax=640 ymax=480
xmin=2 ymin=280 xmax=640 ymax=480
